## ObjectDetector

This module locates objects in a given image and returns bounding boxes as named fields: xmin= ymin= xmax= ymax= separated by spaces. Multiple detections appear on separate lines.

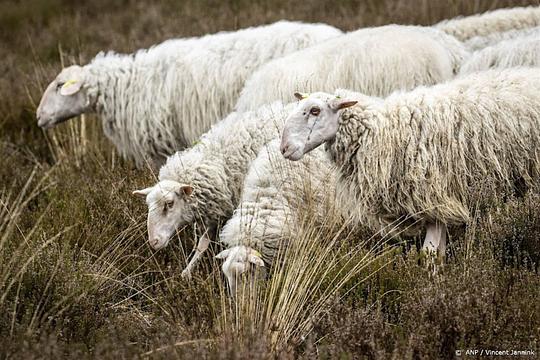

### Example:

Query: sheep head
xmin=37 ymin=65 xmax=95 ymax=129
xmin=215 ymin=245 xmax=264 ymax=296
xmin=133 ymin=179 xmax=195 ymax=250
xmin=280 ymin=92 xmax=357 ymax=161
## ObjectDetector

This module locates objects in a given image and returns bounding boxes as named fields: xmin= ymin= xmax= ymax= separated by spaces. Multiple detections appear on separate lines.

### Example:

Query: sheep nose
xmin=150 ymin=238 xmax=160 ymax=249
xmin=280 ymin=143 xmax=288 ymax=155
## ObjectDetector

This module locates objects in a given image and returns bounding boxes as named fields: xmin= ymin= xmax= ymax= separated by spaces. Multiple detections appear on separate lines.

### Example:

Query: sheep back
xmin=460 ymin=34 xmax=540 ymax=74
xmin=435 ymin=6 xmax=540 ymax=41
xmin=89 ymin=21 xmax=342 ymax=166
xmin=465 ymin=26 xmax=540 ymax=51
xmin=235 ymin=25 xmax=468 ymax=112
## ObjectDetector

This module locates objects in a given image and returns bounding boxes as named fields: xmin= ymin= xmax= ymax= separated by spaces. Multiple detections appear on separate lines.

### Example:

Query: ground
xmin=0 ymin=0 xmax=539 ymax=358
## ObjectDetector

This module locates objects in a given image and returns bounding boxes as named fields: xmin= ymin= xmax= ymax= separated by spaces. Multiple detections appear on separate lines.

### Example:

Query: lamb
xmin=280 ymin=67 xmax=540 ymax=257
xmin=435 ymin=5 xmax=540 ymax=41
xmin=465 ymin=26 xmax=540 ymax=51
xmin=216 ymin=139 xmax=336 ymax=294
xmin=234 ymin=25 xmax=468 ymax=112
xmin=133 ymin=102 xmax=292 ymax=278
xmin=36 ymin=21 xmax=342 ymax=166
xmin=460 ymin=32 xmax=540 ymax=74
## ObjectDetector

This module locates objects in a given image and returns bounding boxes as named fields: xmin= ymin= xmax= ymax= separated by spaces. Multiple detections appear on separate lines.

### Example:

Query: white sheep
xmin=465 ymin=26 xmax=540 ymax=51
xmin=435 ymin=5 xmax=540 ymax=41
xmin=132 ymin=25 xmax=469 ymax=277
xmin=460 ymin=32 xmax=540 ymax=74
xmin=133 ymin=102 xmax=291 ymax=278
xmin=36 ymin=21 xmax=342 ymax=166
xmin=280 ymin=67 xmax=540 ymax=257
xmin=234 ymin=25 xmax=468 ymax=112
xmin=216 ymin=139 xmax=336 ymax=294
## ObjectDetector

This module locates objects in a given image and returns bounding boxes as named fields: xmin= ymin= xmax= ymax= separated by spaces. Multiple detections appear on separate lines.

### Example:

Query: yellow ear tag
xmin=301 ymin=93 xmax=309 ymax=99
xmin=252 ymin=249 xmax=262 ymax=258
xmin=62 ymin=79 xmax=78 ymax=89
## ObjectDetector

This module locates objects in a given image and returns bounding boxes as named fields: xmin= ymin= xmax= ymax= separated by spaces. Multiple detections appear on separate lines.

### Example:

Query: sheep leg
xmin=422 ymin=222 xmax=447 ymax=257
xmin=439 ymin=226 xmax=447 ymax=257
xmin=181 ymin=232 xmax=211 ymax=279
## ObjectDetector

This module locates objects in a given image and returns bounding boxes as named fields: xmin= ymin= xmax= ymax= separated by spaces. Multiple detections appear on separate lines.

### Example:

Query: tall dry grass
xmin=0 ymin=169 xmax=56 ymax=338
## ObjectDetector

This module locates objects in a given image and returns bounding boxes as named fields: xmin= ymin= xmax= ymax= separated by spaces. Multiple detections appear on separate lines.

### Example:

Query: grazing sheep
xmin=465 ymin=26 xmax=540 ymax=51
xmin=36 ymin=21 xmax=342 ymax=166
xmin=133 ymin=102 xmax=291 ymax=278
xmin=216 ymin=139 xmax=336 ymax=294
xmin=234 ymin=25 xmax=468 ymax=112
xmin=460 ymin=33 xmax=540 ymax=74
xmin=435 ymin=5 xmax=540 ymax=41
xmin=280 ymin=67 xmax=540 ymax=256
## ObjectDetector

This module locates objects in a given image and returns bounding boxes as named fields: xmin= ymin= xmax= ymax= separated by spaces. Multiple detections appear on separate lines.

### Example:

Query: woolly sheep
xmin=280 ymin=68 xmax=540 ymax=256
xmin=460 ymin=32 xmax=540 ymax=74
xmin=234 ymin=25 xmax=468 ymax=112
xmin=133 ymin=102 xmax=292 ymax=278
xmin=216 ymin=139 xmax=336 ymax=294
xmin=465 ymin=26 xmax=540 ymax=51
xmin=435 ymin=5 xmax=540 ymax=41
xmin=36 ymin=21 xmax=342 ymax=166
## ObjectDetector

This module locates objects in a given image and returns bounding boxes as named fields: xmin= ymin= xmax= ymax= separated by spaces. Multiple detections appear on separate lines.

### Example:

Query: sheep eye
xmin=56 ymin=82 xmax=64 ymax=90
xmin=163 ymin=201 xmax=174 ymax=212
xmin=310 ymin=107 xmax=320 ymax=116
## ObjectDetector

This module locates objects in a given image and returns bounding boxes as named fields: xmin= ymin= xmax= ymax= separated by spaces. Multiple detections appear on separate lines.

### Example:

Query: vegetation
xmin=0 ymin=0 xmax=539 ymax=358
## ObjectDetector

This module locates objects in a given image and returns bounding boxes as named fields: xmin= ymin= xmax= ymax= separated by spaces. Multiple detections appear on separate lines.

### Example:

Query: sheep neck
xmin=84 ymin=53 xmax=184 ymax=164
xmin=85 ymin=57 xmax=135 ymax=131
xmin=327 ymin=112 xmax=369 ymax=180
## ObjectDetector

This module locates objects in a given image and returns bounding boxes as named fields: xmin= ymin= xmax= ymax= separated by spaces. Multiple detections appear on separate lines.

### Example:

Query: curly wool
xmin=435 ymin=5 xmax=540 ymax=41
xmin=158 ymin=103 xmax=291 ymax=228
xmin=460 ymin=33 xmax=540 ymax=74
xmin=235 ymin=25 xmax=468 ymax=112
xmin=219 ymin=139 xmax=336 ymax=265
xmin=329 ymin=68 xmax=540 ymax=232
xmin=84 ymin=21 xmax=342 ymax=165
xmin=465 ymin=26 xmax=540 ymax=51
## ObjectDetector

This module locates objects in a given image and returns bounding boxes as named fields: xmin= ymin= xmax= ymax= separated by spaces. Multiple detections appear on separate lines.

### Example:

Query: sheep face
xmin=215 ymin=246 xmax=264 ymax=295
xmin=133 ymin=180 xmax=195 ymax=250
xmin=37 ymin=65 xmax=94 ymax=129
xmin=281 ymin=92 xmax=357 ymax=161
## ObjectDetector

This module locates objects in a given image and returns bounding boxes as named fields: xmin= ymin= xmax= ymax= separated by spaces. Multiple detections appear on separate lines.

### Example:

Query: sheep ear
xmin=178 ymin=185 xmax=193 ymax=197
xmin=329 ymin=98 xmax=358 ymax=111
xmin=215 ymin=249 xmax=231 ymax=259
xmin=132 ymin=187 xmax=153 ymax=198
xmin=248 ymin=249 xmax=264 ymax=267
xmin=294 ymin=92 xmax=309 ymax=100
xmin=60 ymin=79 xmax=83 ymax=96
xmin=248 ymin=254 xmax=264 ymax=267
